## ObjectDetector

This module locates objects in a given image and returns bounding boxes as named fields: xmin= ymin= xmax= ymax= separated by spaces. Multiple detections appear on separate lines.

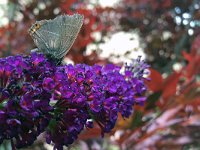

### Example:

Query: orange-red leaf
xmin=162 ymin=71 xmax=181 ymax=100
xmin=146 ymin=68 xmax=163 ymax=92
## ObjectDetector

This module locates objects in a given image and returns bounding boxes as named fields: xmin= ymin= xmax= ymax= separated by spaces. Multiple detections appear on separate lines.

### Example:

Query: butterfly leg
xmin=31 ymin=48 xmax=41 ymax=53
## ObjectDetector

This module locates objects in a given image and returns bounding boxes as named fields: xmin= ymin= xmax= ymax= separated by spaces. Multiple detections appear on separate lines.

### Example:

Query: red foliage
xmin=182 ymin=35 xmax=200 ymax=79
xmin=0 ymin=0 xmax=200 ymax=149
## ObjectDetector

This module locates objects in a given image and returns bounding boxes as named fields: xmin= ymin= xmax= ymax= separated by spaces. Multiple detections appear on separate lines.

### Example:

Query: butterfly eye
xmin=35 ymin=23 xmax=41 ymax=29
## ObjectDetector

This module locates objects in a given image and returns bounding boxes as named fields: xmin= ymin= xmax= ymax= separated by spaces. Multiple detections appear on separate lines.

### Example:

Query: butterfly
xmin=28 ymin=14 xmax=84 ymax=64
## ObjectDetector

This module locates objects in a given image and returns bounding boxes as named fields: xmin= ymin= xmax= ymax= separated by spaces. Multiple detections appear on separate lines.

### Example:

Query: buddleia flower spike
xmin=28 ymin=14 xmax=84 ymax=64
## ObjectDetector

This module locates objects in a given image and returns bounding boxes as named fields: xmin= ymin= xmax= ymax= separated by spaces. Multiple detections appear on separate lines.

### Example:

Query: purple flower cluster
xmin=0 ymin=53 xmax=148 ymax=150
xmin=0 ymin=53 xmax=55 ymax=148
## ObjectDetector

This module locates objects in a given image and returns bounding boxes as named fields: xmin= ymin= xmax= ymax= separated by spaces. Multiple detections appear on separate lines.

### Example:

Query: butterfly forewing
xmin=29 ymin=14 xmax=83 ymax=59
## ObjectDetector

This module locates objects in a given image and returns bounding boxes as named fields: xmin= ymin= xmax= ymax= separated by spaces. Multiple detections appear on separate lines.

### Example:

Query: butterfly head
xmin=28 ymin=20 xmax=46 ymax=35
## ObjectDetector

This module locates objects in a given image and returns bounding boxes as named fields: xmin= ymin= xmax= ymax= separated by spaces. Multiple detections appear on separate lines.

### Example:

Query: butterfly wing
xmin=55 ymin=15 xmax=84 ymax=59
xmin=29 ymin=20 xmax=52 ymax=55
xmin=29 ymin=14 xmax=83 ymax=59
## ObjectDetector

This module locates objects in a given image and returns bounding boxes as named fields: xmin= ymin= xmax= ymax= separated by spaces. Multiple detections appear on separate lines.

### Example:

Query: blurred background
xmin=0 ymin=0 xmax=200 ymax=149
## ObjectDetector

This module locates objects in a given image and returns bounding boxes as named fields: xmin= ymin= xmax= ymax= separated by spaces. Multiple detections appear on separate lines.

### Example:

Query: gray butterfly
xmin=29 ymin=14 xmax=83 ymax=63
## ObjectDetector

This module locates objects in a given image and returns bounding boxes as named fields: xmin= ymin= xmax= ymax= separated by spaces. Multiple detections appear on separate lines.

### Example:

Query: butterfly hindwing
xmin=31 ymin=30 xmax=50 ymax=54
xmin=35 ymin=19 xmax=60 ymax=55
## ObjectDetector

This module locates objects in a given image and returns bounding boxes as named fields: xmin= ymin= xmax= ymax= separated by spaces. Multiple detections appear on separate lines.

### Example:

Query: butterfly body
xmin=29 ymin=14 xmax=84 ymax=63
